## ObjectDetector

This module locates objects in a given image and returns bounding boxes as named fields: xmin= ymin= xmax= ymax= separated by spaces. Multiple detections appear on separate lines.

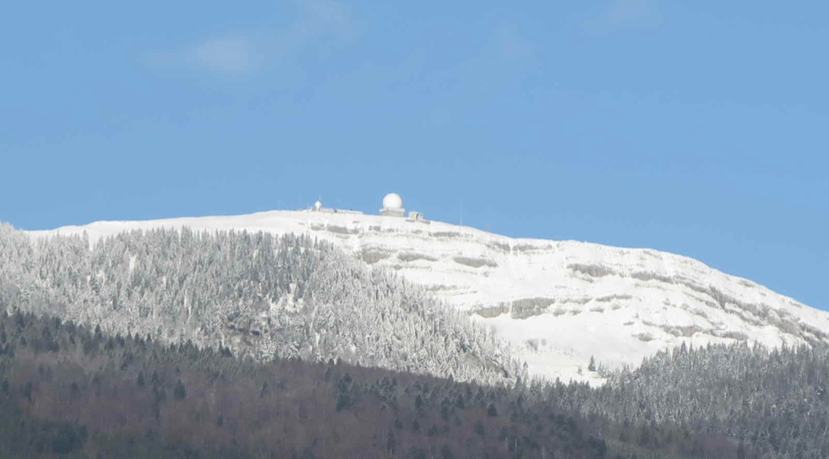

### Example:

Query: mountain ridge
xmin=30 ymin=209 xmax=829 ymax=383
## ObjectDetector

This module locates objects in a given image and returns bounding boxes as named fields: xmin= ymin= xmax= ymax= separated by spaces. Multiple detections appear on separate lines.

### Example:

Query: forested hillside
xmin=4 ymin=223 xmax=827 ymax=458
xmin=0 ymin=309 xmax=749 ymax=459
xmin=0 ymin=223 xmax=523 ymax=384
xmin=542 ymin=342 xmax=829 ymax=459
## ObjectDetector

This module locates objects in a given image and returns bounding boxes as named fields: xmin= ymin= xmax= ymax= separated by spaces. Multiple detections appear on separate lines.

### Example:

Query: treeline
xmin=0 ymin=223 xmax=524 ymax=384
xmin=540 ymin=342 xmax=829 ymax=459
xmin=0 ymin=309 xmax=749 ymax=459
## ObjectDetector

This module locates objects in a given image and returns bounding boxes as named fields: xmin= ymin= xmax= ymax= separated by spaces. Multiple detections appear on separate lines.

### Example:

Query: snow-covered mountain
xmin=30 ymin=208 xmax=829 ymax=383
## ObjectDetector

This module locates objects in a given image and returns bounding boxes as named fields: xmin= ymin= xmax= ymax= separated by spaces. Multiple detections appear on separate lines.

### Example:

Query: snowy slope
xmin=30 ymin=209 xmax=829 ymax=383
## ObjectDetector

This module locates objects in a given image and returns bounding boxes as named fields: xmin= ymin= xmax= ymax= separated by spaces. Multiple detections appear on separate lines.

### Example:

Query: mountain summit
xmin=31 ymin=207 xmax=829 ymax=382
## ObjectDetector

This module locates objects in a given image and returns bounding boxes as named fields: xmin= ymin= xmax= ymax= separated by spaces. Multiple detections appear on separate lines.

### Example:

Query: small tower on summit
xmin=380 ymin=193 xmax=405 ymax=217
xmin=314 ymin=200 xmax=322 ymax=211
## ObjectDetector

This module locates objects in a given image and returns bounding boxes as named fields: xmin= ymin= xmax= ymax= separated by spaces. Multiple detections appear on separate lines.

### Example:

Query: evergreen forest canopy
xmin=0 ymin=223 xmax=524 ymax=385
xmin=550 ymin=341 xmax=829 ymax=459
xmin=0 ymin=309 xmax=747 ymax=459
xmin=2 ymin=223 xmax=829 ymax=458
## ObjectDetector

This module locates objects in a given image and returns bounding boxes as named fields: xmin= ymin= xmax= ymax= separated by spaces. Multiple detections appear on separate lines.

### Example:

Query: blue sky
xmin=1 ymin=1 xmax=827 ymax=309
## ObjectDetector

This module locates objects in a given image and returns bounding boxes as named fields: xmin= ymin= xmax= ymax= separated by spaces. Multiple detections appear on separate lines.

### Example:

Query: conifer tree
xmin=174 ymin=379 xmax=186 ymax=400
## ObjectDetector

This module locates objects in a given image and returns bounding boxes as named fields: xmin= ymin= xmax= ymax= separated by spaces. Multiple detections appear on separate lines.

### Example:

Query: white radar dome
xmin=382 ymin=193 xmax=403 ymax=209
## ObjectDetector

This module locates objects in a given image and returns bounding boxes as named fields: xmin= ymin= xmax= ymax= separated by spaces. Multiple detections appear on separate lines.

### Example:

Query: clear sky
xmin=1 ymin=1 xmax=827 ymax=310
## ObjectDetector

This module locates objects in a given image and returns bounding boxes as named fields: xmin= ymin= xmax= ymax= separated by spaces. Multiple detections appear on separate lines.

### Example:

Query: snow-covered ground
xmin=29 ymin=209 xmax=829 ymax=383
